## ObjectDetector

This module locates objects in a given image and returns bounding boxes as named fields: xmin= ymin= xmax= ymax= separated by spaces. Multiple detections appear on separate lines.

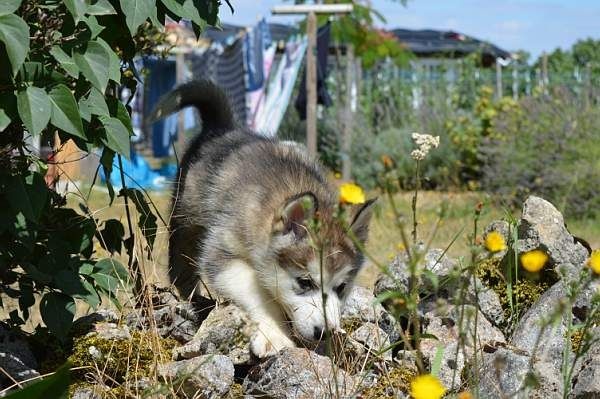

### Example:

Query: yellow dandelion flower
xmin=410 ymin=374 xmax=446 ymax=399
xmin=339 ymin=182 xmax=365 ymax=205
xmin=458 ymin=392 xmax=473 ymax=399
xmin=397 ymin=242 xmax=406 ymax=251
xmin=587 ymin=249 xmax=600 ymax=275
xmin=521 ymin=250 xmax=549 ymax=273
xmin=484 ymin=231 xmax=507 ymax=253
xmin=334 ymin=172 xmax=342 ymax=179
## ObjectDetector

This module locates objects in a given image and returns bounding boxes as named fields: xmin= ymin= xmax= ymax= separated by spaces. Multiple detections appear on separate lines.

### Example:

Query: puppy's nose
xmin=313 ymin=326 xmax=325 ymax=340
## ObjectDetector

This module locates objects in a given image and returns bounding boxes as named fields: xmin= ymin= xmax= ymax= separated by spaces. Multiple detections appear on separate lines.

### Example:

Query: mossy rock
xmin=570 ymin=328 xmax=585 ymax=353
xmin=224 ymin=383 xmax=244 ymax=399
xmin=68 ymin=329 xmax=177 ymax=396
xmin=360 ymin=366 xmax=417 ymax=398
xmin=475 ymin=256 xmax=558 ymax=332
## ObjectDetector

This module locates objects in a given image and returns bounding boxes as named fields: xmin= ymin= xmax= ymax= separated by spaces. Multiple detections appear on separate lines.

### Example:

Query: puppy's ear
xmin=277 ymin=194 xmax=316 ymax=239
xmin=348 ymin=198 xmax=377 ymax=243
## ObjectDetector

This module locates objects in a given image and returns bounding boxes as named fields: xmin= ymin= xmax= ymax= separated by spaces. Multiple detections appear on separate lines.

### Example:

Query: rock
xmin=375 ymin=248 xmax=457 ymax=296
xmin=518 ymin=196 xmax=588 ymax=278
xmin=173 ymin=303 xmax=255 ymax=365
xmin=572 ymin=280 xmax=600 ymax=323
xmin=126 ymin=287 xmax=204 ymax=343
xmin=72 ymin=309 xmax=119 ymax=336
xmin=477 ymin=281 xmax=578 ymax=398
xmin=0 ymin=322 xmax=39 ymax=390
xmin=342 ymin=286 xmax=399 ymax=344
xmin=347 ymin=322 xmax=392 ymax=363
xmin=91 ymin=323 xmax=131 ymax=340
xmin=71 ymin=386 xmax=105 ymax=399
xmin=158 ymin=355 xmax=234 ymax=399
xmin=478 ymin=347 xmax=530 ymax=398
xmin=478 ymin=347 xmax=563 ymax=399
xmin=511 ymin=281 xmax=570 ymax=374
xmin=570 ymin=327 xmax=600 ymax=399
xmin=468 ymin=277 xmax=505 ymax=327
xmin=243 ymin=347 xmax=357 ymax=399
xmin=420 ymin=304 xmax=505 ymax=389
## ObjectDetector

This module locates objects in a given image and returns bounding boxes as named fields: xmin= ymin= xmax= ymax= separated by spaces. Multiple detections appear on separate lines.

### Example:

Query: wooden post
xmin=271 ymin=3 xmax=353 ymax=157
xmin=175 ymin=52 xmax=186 ymax=158
xmin=306 ymin=11 xmax=317 ymax=156
xmin=342 ymin=44 xmax=354 ymax=180
xmin=495 ymin=60 xmax=503 ymax=99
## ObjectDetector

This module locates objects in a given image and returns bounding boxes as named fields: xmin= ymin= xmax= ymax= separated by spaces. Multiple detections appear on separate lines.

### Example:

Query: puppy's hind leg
xmin=212 ymin=259 xmax=296 ymax=358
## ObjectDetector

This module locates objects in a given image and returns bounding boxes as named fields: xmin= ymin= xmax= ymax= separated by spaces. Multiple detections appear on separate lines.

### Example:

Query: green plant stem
xmin=411 ymin=160 xmax=420 ymax=244
xmin=117 ymin=154 xmax=144 ymax=299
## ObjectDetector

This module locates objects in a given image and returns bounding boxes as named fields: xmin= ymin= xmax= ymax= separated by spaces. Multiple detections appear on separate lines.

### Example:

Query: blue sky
xmin=222 ymin=0 xmax=600 ymax=61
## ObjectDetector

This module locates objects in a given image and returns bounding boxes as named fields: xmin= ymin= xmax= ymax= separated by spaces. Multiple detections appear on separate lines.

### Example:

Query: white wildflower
xmin=411 ymin=132 xmax=440 ymax=161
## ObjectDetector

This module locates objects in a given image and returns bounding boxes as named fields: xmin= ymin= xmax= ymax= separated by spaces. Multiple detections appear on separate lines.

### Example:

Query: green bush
xmin=480 ymin=88 xmax=600 ymax=218
xmin=0 ymin=0 xmax=225 ymax=340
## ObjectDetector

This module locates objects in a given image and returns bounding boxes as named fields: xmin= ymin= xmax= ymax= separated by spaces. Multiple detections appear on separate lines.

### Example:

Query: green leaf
xmin=160 ymin=0 xmax=184 ymax=17
xmin=18 ymin=62 xmax=46 ymax=83
xmin=79 ymin=87 xmax=109 ymax=121
xmin=0 ymin=14 xmax=29 ymax=76
xmin=77 ymin=278 xmax=101 ymax=308
xmin=0 ymin=108 xmax=10 ymax=130
xmin=120 ymin=0 xmax=155 ymax=34
xmin=0 ymin=0 xmax=22 ymax=16
xmin=107 ymin=97 xmax=133 ymax=134
xmin=99 ymin=115 xmax=130 ymax=157
xmin=48 ymin=84 xmax=85 ymax=139
xmin=23 ymin=171 xmax=48 ymax=221
xmin=95 ymin=258 xmax=129 ymax=281
xmin=4 ymin=363 xmax=70 ymax=399
xmin=73 ymin=41 xmax=110 ymax=92
xmin=97 ymin=38 xmax=121 ymax=83
xmin=83 ymin=15 xmax=104 ymax=38
xmin=16 ymin=87 xmax=51 ymax=136
xmin=80 ymin=262 xmax=94 ymax=275
xmin=97 ymin=218 xmax=125 ymax=254
xmin=50 ymin=46 xmax=79 ymax=79
xmin=100 ymin=147 xmax=115 ymax=204
xmin=63 ymin=0 xmax=87 ymax=24
xmin=40 ymin=292 xmax=76 ymax=340
xmin=91 ymin=271 xmax=120 ymax=293
xmin=87 ymin=0 xmax=116 ymax=15
xmin=181 ymin=0 xmax=203 ymax=26
xmin=120 ymin=188 xmax=158 ymax=250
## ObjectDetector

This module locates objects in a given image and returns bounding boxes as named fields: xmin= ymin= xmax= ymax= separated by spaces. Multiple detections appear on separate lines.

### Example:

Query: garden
xmin=0 ymin=1 xmax=599 ymax=398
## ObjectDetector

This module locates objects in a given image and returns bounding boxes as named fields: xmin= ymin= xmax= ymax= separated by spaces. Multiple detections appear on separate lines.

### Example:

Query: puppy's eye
xmin=296 ymin=277 xmax=315 ymax=292
xmin=335 ymin=283 xmax=347 ymax=297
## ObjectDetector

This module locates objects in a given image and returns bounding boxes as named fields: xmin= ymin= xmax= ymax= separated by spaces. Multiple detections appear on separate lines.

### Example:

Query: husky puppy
xmin=151 ymin=80 xmax=375 ymax=358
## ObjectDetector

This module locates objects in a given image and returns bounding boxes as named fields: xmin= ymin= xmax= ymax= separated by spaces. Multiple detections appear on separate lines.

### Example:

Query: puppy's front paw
xmin=250 ymin=329 xmax=295 ymax=358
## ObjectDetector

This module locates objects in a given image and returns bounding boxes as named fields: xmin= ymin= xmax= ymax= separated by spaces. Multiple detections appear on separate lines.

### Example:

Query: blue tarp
xmin=100 ymin=151 xmax=177 ymax=191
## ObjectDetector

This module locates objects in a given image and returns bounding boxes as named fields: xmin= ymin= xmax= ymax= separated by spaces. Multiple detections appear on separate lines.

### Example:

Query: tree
xmin=0 ymin=0 xmax=228 ymax=339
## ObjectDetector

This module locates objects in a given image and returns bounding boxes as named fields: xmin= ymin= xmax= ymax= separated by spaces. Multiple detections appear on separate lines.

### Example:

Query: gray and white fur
xmin=151 ymin=80 xmax=376 ymax=358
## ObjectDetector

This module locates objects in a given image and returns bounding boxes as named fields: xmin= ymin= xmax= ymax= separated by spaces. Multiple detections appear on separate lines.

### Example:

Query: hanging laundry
xmin=245 ymin=18 xmax=277 ymax=128
xmin=294 ymin=21 xmax=332 ymax=120
xmin=143 ymin=58 xmax=177 ymax=157
xmin=244 ymin=18 xmax=272 ymax=91
xmin=254 ymin=36 xmax=307 ymax=136
xmin=191 ymin=38 xmax=247 ymax=125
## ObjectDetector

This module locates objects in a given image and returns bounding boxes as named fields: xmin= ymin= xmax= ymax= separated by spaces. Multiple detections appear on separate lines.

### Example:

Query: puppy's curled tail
xmin=147 ymin=79 xmax=235 ymax=134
